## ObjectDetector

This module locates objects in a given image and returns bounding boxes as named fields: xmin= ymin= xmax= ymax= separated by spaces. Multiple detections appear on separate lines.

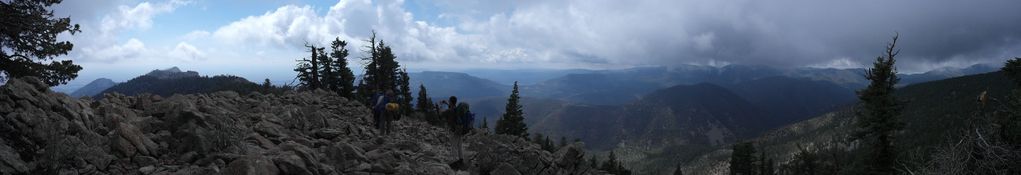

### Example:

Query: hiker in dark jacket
xmin=443 ymin=96 xmax=474 ymax=169
xmin=382 ymin=90 xmax=397 ymax=135
xmin=371 ymin=89 xmax=386 ymax=131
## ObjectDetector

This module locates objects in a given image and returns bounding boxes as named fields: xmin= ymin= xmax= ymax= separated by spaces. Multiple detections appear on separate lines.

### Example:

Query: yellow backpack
xmin=385 ymin=103 xmax=400 ymax=111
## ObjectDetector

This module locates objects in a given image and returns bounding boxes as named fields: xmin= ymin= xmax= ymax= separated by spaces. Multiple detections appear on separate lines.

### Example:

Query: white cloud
xmin=181 ymin=30 xmax=211 ymax=41
xmin=80 ymin=38 xmax=147 ymax=62
xmin=207 ymin=0 xmax=506 ymax=65
xmin=170 ymin=42 xmax=206 ymax=62
xmin=212 ymin=5 xmax=319 ymax=48
xmin=65 ymin=0 xmax=191 ymax=63
xmin=100 ymin=0 xmax=190 ymax=36
xmin=693 ymin=32 xmax=716 ymax=51
xmin=61 ymin=0 xmax=1021 ymax=73
xmin=808 ymin=57 xmax=865 ymax=69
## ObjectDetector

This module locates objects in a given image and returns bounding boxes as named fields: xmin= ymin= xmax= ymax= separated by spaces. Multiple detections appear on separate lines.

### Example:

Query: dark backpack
xmin=455 ymin=103 xmax=474 ymax=135
xmin=459 ymin=112 xmax=475 ymax=134
xmin=372 ymin=93 xmax=386 ymax=113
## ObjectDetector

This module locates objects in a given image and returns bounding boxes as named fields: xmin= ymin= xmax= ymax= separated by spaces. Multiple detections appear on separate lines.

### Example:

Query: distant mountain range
xmin=722 ymin=76 xmax=856 ymax=124
xmin=675 ymin=71 xmax=1016 ymax=174
xmin=68 ymin=78 xmax=117 ymax=97
xmin=408 ymin=71 xmax=510 ymax=100
xmin=142 ymin=66 xmax=199 ymax=79
xmin=91 ymin=67 xmax=279 ymax=98
xmin=520 ymin=64 xmax=998 ymax=105
xmin=54 ymin=63 xmax=1004 ymax=174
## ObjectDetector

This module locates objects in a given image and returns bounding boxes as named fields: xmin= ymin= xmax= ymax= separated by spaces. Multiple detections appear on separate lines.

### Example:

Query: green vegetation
xmin=398 ymin=69 xmax=413 ymax=115
xmin=1000 ymin=57 xmax=1021 ymax=145
xmin=0 ymin=0 xmax=82 ymax=86
xmin=855 ymin=34 xmax=904 ymax=175
xmin=325 ymin=38 xmax=357 ymax=98
xmin=495 ymin=81 xmax=528 ymax=138
xmin=293 ymin=37 xmax=356 ymax=97
xmin=600 ymin=151 xmax=633 ymax=175
xmin=673 ymin=164 xmax=684 ymax=175
xmin=728 ymin=142 xmax=769 ymax=175
xmin=353 ymin=32 xmax=412 ymax=110
xmin=99 ymin=75 xmax=290 ymax=98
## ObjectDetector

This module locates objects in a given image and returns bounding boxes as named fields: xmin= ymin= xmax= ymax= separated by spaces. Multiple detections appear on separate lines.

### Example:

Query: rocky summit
xmin=0 ymin=77 xmax=604 ymax=175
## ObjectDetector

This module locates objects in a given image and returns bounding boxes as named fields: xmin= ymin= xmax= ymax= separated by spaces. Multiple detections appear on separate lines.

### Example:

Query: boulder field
xmin=0 ymin=77 xmax=603 ymax=175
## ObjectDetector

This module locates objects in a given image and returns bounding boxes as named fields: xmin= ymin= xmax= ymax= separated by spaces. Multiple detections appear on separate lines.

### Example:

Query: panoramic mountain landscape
xmin=3 ymin=0 xmax=1021 ymax=175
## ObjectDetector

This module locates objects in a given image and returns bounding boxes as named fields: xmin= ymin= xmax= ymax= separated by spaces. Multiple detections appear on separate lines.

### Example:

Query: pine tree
xmin=999 ymin=57 xmax=1021 ymax=145
xmin=355 ymin=79 xmax=370 ymax=103
xmin=496 ymin=81 xmax=528 ymax=138
xmin=729 ymin=142 xmax=757 ymax=175
xmin=1004 ymin=58 xmax=1021 ymax=85
xmin=855 ymin=34 xmax=904 ymax=175
xmin=480 ymin=118 xmax=488 ymax=130
xmin=602 ymin=151 xmax=619 ymax=173
xmin=674 ymin=164 xmax=684 ymax=175
xmin=533 ymin=133 xmax=544 ymax=145
xmin=398 ymin=69 xmax=413 ymax=115
xmin=543 ymin=135 xmax=555 ymax=152
xmin=416 ymin=83 xmax=435 ymax=121
xmin=792 ymin=146 xmax=817 ymax=175
xmin=327 ymin=37 xmax=355 ymax=98
xmin=262 ymin=78 xmax=272 ymax=88
xmin=560 ymin=136 xmax=568 ymax=148
xmin=758 ymin=152 xmax=775 ymax=175
xmin=0 ymin=0 xmax=83 ymax=86
xmin=309 ymin=44 xmax=322 ymax=89
xmin=294 ymin=44 xmax=325 ymax=90
xmin=600 ymin=151 xmax=632 ymax=175
xmin=589 ymin=156 xmax=600 ymax=168
xmin=317 ymin=46 xmax=334 ymax=91
xmin=357 ymin=31 xmax=404 ymax=104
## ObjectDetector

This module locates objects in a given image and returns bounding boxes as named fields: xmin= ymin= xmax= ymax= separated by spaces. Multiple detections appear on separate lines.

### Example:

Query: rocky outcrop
xmin=0 ymin=77 xmax=605 ymax=174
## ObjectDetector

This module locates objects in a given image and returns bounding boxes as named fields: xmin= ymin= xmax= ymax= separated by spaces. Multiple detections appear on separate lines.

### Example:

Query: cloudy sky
xmin=49 ymin=0 xmax=1021 ymax=88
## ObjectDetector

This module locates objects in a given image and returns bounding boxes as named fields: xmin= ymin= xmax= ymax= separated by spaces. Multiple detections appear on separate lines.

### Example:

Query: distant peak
xmin=94 ymin=78 xmax=114 ymax=83
xmin=164 ymin=66 xmax=181 ymax=73
xmin=145 ymin=66 xmax=199 ymax=79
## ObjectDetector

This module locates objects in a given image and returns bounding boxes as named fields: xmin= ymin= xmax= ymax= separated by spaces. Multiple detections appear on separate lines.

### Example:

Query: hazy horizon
xmin=44 ymin=0 xmax=1021 ymax=92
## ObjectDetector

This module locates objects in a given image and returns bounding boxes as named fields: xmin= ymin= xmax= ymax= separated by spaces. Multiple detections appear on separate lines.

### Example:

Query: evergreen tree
xmin=496 ymin=81 xmax=528 ymax=138
xmin=262 ymin=78 xmax=272 ymax=89
xmin=533 ymin=133 xmax=545 ymax=145
xmin=543 ymin=135 xmax=555 ymax=152
xmin=480 ymin=118 xmax=488 ymax=130
xmin=294 ymin=44 xmax=324 ymax=90
xmin=792 ymin=146 xmax=817 ymax=175
xmin=600 ymin=151 xmax=632 ymax=175
xmin=416 ymin=84 xmax=433 ymax=112
xmin=1 ymin=0 xmax=83 ymax=86
xmin=758 ymin=152 xmax=775 ymax=175
xmin=358 ymin=31 xmax=403 ymax=99
xmin=674 ymin=164 xmax=684 ymax=175
xmin=317 ymin=46 xmax=334 ymax=91
xmin=728 ymin=142 xmax=757 ymax=175
xmin=560 ymin=136 xmax=568 ymax=148
xmin=354 ymin=79 xmax=370 ymax=103
xmin=1004 ymin=57 xmax=1021 ymax=85
xmin=999 ymin=57 xmax=1021 ymax=145
xmin=855 ymin=34 xmax=904 ymax=175
xmin=589 ymin=156 xmax=600 ymax=168
xmin=327 ymin=37 xmax=355 ymax=98
xmin=602 ymin=151 xmax=619 ymax=173
xmin=398 ymin=69 xmax=413 ymax=114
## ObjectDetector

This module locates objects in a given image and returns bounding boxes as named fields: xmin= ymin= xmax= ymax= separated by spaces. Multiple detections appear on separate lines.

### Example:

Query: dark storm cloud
xmin=662 ymin=0 xmax=1021 ymax=69
xmin=439 ymin=0 xmax=1021 ymax=71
